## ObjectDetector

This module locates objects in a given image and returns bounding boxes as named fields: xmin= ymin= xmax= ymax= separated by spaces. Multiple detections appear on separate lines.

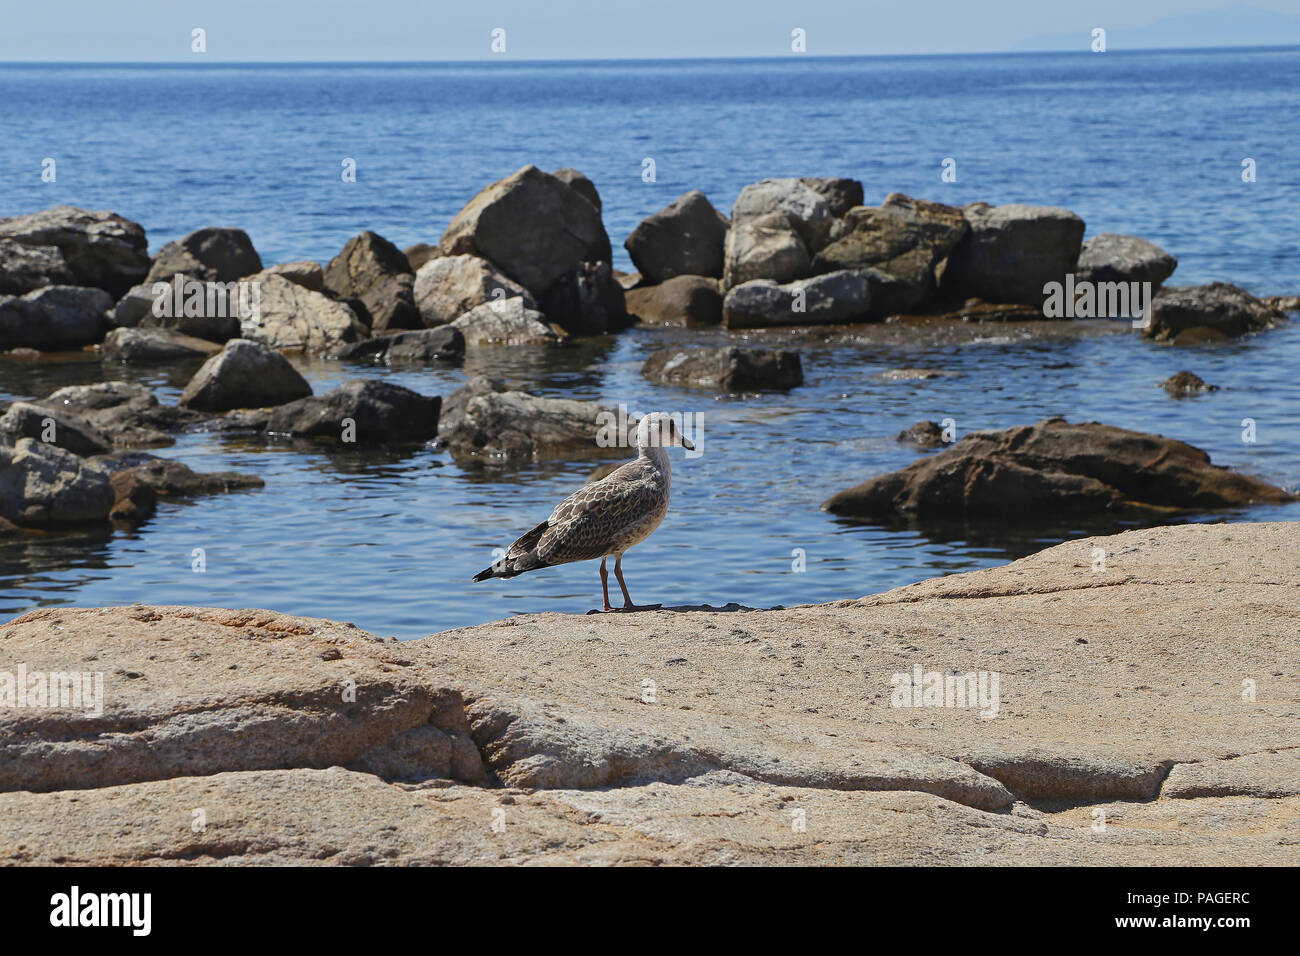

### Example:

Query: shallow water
xmin=1 ymin=49 xmax=1298 ymax=636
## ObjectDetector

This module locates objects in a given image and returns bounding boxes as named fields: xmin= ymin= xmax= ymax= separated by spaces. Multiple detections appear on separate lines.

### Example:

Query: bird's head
xmin=635 ymin=412 xmax=695 ymax=452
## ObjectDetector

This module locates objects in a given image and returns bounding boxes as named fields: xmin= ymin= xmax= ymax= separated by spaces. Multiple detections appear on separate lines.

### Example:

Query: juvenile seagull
xmin=473 ymin=412 xmax=694 ymax=611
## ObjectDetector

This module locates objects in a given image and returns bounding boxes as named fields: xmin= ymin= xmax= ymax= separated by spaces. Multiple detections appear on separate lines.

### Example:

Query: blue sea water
xmin=1 ymin=49 xmax=1298 ymax=637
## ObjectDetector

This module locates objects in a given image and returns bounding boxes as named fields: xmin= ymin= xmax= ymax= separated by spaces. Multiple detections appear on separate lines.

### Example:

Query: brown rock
xmin=625 ymin=275 xmax=722 ymax=326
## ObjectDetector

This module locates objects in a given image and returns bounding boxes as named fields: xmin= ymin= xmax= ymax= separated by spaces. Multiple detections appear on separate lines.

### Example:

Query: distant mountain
xmin=1013 ymin=4 xmax=1300 ymax=52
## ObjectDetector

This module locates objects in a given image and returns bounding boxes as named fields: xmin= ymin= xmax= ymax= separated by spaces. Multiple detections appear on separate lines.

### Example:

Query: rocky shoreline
xmin=1 ymin=521 xmax=1296 ymax=865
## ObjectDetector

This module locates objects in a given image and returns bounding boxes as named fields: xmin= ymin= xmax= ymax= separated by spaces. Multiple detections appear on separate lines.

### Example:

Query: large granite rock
xmin=439 ymin=165 xmax=610 ymax=296
xmin=722 ymin=211 xmax=810 ymax=289
xmin=823 ymin=417 xmax=1296 ymax=521
xmin=179 ymin=339 xmax=313 ymax=412
xmin=943 ymin=203 xmax=1086 ymax=306
xmin=0 ymin=238 xmax=74 ymax=294
xmin=266 ymin=380 xmax=440 ymax=444
xmin=1144 ymin=282 xmax=1285 ymax=343
xmin=537 ymin=260 xmax=629 ymax=335
xmin=625 ymin=275 xmax=723 ymax=326
xmin=1076 ymin=233 xmax=1177 ymax=287
xmin=551 ymin=166 xmax=602 ymax=211
xmin=241 ymin=274 xmax=367 ymax=353
xmin=0 ymin=402 xmax=112 ymax=457
xmin=322 ymin=231 xmax=420 ymax=331
xmin=723 ymin=270 xmax=871 ymax=329
xmin=0 ymin=285 xmax=112 ymax=350
xmin=102 ymin=326 xmax=222 ymax=363
xmin=413 ymin=254 xmax=536 ymax=327
xmin=145 ymin=227 xmax=262 ymax=284
xmin=731 ymin=178 xmax=837 ymax=252
xmin=0 ymin=437 xmax=114 ymax=523
xmin=449 ymin=297 xmax=562 ymax=347
xmin=624 ymin=190 xmax=729 ymax=282
xmin=258 ymin=260 xmax=325 ymax=292
xmin=642 ymin=346 xmax=803 ymax=390
xmin=0 ymin=206 xmax=149 ymax=297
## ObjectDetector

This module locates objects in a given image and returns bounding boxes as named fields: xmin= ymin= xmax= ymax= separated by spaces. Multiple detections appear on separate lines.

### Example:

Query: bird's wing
xmin=525 ymin=463 xmax=665 ymax=566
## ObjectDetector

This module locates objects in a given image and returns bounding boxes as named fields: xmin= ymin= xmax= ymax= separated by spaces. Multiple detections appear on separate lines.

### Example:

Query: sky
xmin=0 ymin=0 xmax=1298 ymax=60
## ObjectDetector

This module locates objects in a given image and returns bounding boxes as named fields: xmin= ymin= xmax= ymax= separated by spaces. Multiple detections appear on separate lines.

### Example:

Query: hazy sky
xmin=1 ymin=0 xmax=1298 ymax=60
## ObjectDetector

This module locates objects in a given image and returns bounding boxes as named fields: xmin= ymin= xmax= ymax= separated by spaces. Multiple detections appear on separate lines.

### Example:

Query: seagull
xmin=472 ymin=412 xmax=694 ymax=611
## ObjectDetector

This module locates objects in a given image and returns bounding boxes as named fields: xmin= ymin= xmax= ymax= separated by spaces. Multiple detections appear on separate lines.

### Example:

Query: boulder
xmin=438 ymin=165 xmax=610 ymax=296
xmin=722 ymin=211 xmax=810 ymax=289
xmin=450 ymin=297 xmax=562 ymax=347
xmin=179 ymin=339 xmax=313 ymax=412
xmin=102 ymin=454 xmax=264 ymax=497
xmin=413 ymin=254 xmax=536 ymax=327
xmin=322 ymin=231 xmax=420 ymax=331
xmin=731 ymin=178 xmax=836 ymax=251
xmin=897 ymin=420 xmax=947 ymax=447
xmin=108 ymin=468 xmax=158 ymax=522
xmin=266 ymin=380 xmax=440 ymax=444
xmin=1144 ymin=282 xmax=1284 ymax=343
xmin=823 ymin=417 xmax=1296 ymax=521
xmin=0 ymin=206 xmax=149 ymax=297
xmin=439 ymin=381 xmax=628 ymax=463
xmin=102 ymin=326 xmax=222 ymax=363
xmin=258 ymin=261 xmax=324 ymax=292
xmin=537 ymin=260 xmax=629 ymax=335
xmin=0 ymin=238 xmax=74 ymax=294
xmin=0 ymin=437 xmax=115 ymax=523
xmin=1162 ymin=371 xmax=1219 ymax=396
xmin=331 ymin=326 xmax=465 ymax=364
xmin=0 ymin=285 xmax=111 ymax=350
xmin=241 ymin=274 xmax=367 ymax=354
xmin=812 ymin=194 xmax=967 ymax=313
xmin=41 ymin=382 xmax=201 ymax=447
xmin=1075 ymin=234 xmax=1177 ymax=287
xmin=0 ymin=402 xmax=113 ymax=456
xmin=624 ymin=190 xmax=728 ymax=282
xmin=403 ymin=243 xmax=440 ymax=272
xmin=802 ymin=177 xmax=865 ymax=217
xmin=145 ymin=227 xmax=263 ymax=284
xmin=552 ymin=167 xmax=603 ymax=211
xmin=943 ymin=203 xmax=1086 ymax=306
xmin=136 ymin=274 xmax=245 ymax=342
xmin=722 ymin=270 xmax=871 ymax=329
xmin=625 ymin=275 xmax=722 ymax=326
xmin=108 ymin=282 xmax=155 ymax=328
xmin=642 ymin=347 xmax=803 ymax=391
xmin=1263 ymin=295 xmax=1300 ymax=313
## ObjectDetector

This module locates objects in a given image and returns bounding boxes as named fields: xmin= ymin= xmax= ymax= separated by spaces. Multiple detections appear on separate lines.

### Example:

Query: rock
xmin=331 ymin=326 xmax=465 ymax=364
xmin=107 ymin=282 xmax=155 ymax=328
xmin=42 ymin=382 xmax=201 ymax=447
xmin=943 ymin=203 xmax=1086 ymax=306
xmin=108 ymin=469 xmax=157 ymax=522
xmin=0 ymin=437 xmax=114 ymax=523
xmin=258 ymin=260 xmax=324 ymax=292
xmin=413 ymin=254 xmax=536 ymax=327
xmin=642 ymin=347 xmax=803 ymax=391
xmin=537 ymin=260 xmax=629 ymax=335
xmin=102 ymin=326 xmax=222 ymax=363
xmin=801 ymin=176 xmax=865 ymax=217
xmin=450 ymin=297 xmax=562 ymax=347
xmin=625 ymin=275 xmax=723 ymax=326
xmin=135 ymin=274 xmax=244 ymax=342
xmin=722 ymin=270 xmax=871 ymax=329
xmin=0 ymin=206 xmax=149 ymax=297
xmin=624 ymin=190 xmax=729 ymax=282
xmin=0 ymin=402 xmax=112 ymax=456
xmin=266 ymin=380 xmax=440 ymax=444
xmin=614 ymin=271 xmax=642 ymax=290
xmin=1144 ymin=282 xmax=1285 ymax=343
xmin=439 ymin=384 xmax=627 ymax=463
xmin=552 ymin=167 xmax=603 ymax=212
xmin=179 ymin=339 xmax=313 ymax=412
xmin=322 ymin=231 xmax=420 ymax=331
xmin=897 ymin=420 xmax=947 ymax=447
xmin=879 ymin=367 xmax=957 ymax=381
xmin=1162 ymin=371 xmax=1219 ymax=395
xmin=823 ymin=417 xmax=1296 ymax=521
xmin=0 ymin=285 xmax=112 ymax=351
xmin=812 ymin=194 xmax=967 ymax=313
xmin=931 ymin=298 xmax=1047 ymax=323
xmin=439 ymin=165 xmax=611 ymax=296
xmin=1263 ymin=295 xmax=1300 ymax=313
xmin=731 ymin=178 xmax=836 ymax=252
xmin=0 ymin=238 xmax=74 ymax=294
xmin=403 ymin=243 xmax=441 ymax=272
xmin=104 ymin=455 xmax=264 ymax=496
xmin=722 ymin=211 xmax=810 ymax=289
xmin=1075 ymin=234 xmax=1177 ymax=287
xmin=241 ymin=274 xmax=367 ymax=353
xmin=145 ymin=227 xmax=262 ymax=284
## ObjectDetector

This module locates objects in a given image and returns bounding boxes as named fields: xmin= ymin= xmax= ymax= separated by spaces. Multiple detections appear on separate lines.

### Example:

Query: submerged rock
xmin=723 ymin=270 xmax=871 ymax=329
xmin=0 ymin=285 xmax=112 ymax=351
xmin=266 ymin=380 xmax=441 ymax=444
xmin=322 ymin=231 xmax=420 ymax=331
xmin=0 ymin=206 xmax=149 ymax=297
xmin=823 ymin=417 xmax=1295 ymax=521
xmin=179 ymin=339 xmax=312 ymax=412
xmin=98 ymin=453 xmax=264 ymax=497
xmin=943 ymin=202 xmax=1085 ymax=306
xmin=625 ymin=275 xmax=723 ymax=326
xmin=642 ymin=346 xmax=803 ymax=391
xmin=896 ymin=420 xmax=948 ymax=447
xmin=1144 ymin=282 xmax=1284 ymax=343
xmin=413 ymin=254 xmax=536 ymax=327
xmin=41 ymin=381 xmax=202 ymax=447
xmin=625 ymin=190 xmax=729 ymax=282
xmin=145 ymin=227 xmax=263 ymax=284
xmin=1162 ymin=370 xmax=1220 ymax=395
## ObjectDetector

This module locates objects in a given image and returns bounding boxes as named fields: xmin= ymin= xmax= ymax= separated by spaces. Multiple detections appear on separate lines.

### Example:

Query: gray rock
xmin=0 ymin=238 xmax=74 ymax=294
xmin=322 ymin=231 xmax=420 ymax=331
xmin=241 ymin=274 xmax=367 ymax=354
xmin=257 ymin=261 xmax=324 ymax=292
xmin=943 ymin=202 xmax=1086 ymax=306
xmin=0 ymin=402 xmax=113 ymax=456
xmin=0 ymin=437 xmax=114 ymax=523
xmin=897 ymin=420 xmax=947 ymax=447
xmin=450 ymin=297 xmax=562 ymax=347
xmin=102 ymin=326 xmax=221 ymax=363
xmin=108 ymin=283 xmax=157 ymax=328
xmin=0 ymin=206 xmax=149 ymax=297
xmin=624 ymin=190 xmax=729 ymax=282
xmin=331 ymin=326 xmax=465 ymax=364
xmin=266 ymin=380 xmax=441 ymax=444
xmin=722 ymin=211 xmax=810 ymax=289
xmin=439 ymin=383 xmax=628 ymax=463
xmin=136 ymin=274 xmax=245 ymax=342
xmin=731 ymin=178 xmax=836 ymax=251
xmin=1076 ymin=233 xmax=1177 ymax=287
xmin=801 ymin=176 xmax=865 ymax=217
xmin=413 ymin=254 xmax=536 ymax=327
xmin=1144 ymin=282 xmax=1284 ymax=343
xmin=42 ymin=382 xmax=201 ymax=447
xmin=723 ymin=270 xmax=871 ymax=329
xmin=99 ymin=454 xmax=264 ymax=497
xmin=179 ymin=339 xmax=313 ymax=412
xmin=0 ymin=285 xmax=112 ymax=350
xmin=642 ymin=346 xmax=803 ymax=391
xmin=439 ymin=165 xmax=611 ymax=296
xmin=552 ymin=166 xmax=603 ymax=212
xmin=625 ymin=275 xmax=722 ymax=326
xmin=145 ymin=227 xmax=262 ymax=284
xmin=537 ymin=260 xmax=629 ymax=335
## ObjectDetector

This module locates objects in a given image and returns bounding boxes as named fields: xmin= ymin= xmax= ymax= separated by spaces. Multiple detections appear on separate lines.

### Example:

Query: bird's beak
xmin=680 ymin=436 xmax=695 ymax=451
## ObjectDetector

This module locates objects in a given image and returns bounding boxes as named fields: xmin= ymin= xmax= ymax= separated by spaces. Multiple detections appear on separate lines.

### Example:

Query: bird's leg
xmin=600 ymin=556 xmax=613 ymax=612
xmin=613 ymin=555 xmax=661 ymax=612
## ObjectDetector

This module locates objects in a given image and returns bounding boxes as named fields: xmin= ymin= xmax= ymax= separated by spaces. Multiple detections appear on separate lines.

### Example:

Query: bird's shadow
xmin=584 ymin=602 xmax=770 ymax=615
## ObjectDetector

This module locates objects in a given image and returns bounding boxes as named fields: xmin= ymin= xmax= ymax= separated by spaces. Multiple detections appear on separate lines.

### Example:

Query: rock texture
xmin=0 ymin=286 xmax=112 ymax=351
xmin=450 ymin=298 xmax=562 ymax=347
xmin=1144 ymin=282 xmax=1285 ymax=343
xmin=179 ymin=339 xmax=313 ymax=412
xmin=642 ymin=346 xmax=803 ymax=391
xmin=2 ymin=523 xmax=1297 ymax=864
xmin=145 ymin=227 xmax=262 ymax=284
xmin=40 ymin=382 xmax=201 ymax=447
xmin=266 ymin=380 xmax=441 ymax=444
xmin=1162 ymin=370 xmax=1219 ymax=396
xmin=102 ymin=326 xmax=222 ymax=363
xmin=723 ymin=211 xmax=810 ymax=289
xmin=0 ymin=238 xmax=75 ymax=294
xmin=331 ymin=326 xmax=465 ymax=364
xmin=537 ymin=260 xmax=629 ymax=335
xmin=0 ymin=402 xmax=112 ymax=457
xmin=413 ymin=254 xmax=536 ymax=327
xmin=322 ymin=231 xmax=420 ymax=331
xmin=624 ymin=190 xmax=729 ymax=282
xmin=241 ymin=274 xmax=367 ymax=353
xmin=0 ymin=206 xmax=149 ymax=297
xmin=0 ymin=437 xmax=114 ymax=523
xmin=823 ymin=417 xmax=1295 ymax=521
xmin=944 ymin=203 xmax=1086 ymax=306
xmin=625 ymin=275 xmax=722 ymax=327
xmin=723 ymin=270 xmax=871 ymax=329
xmin=1076 ymin=234 xmax=1177 ymax=287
